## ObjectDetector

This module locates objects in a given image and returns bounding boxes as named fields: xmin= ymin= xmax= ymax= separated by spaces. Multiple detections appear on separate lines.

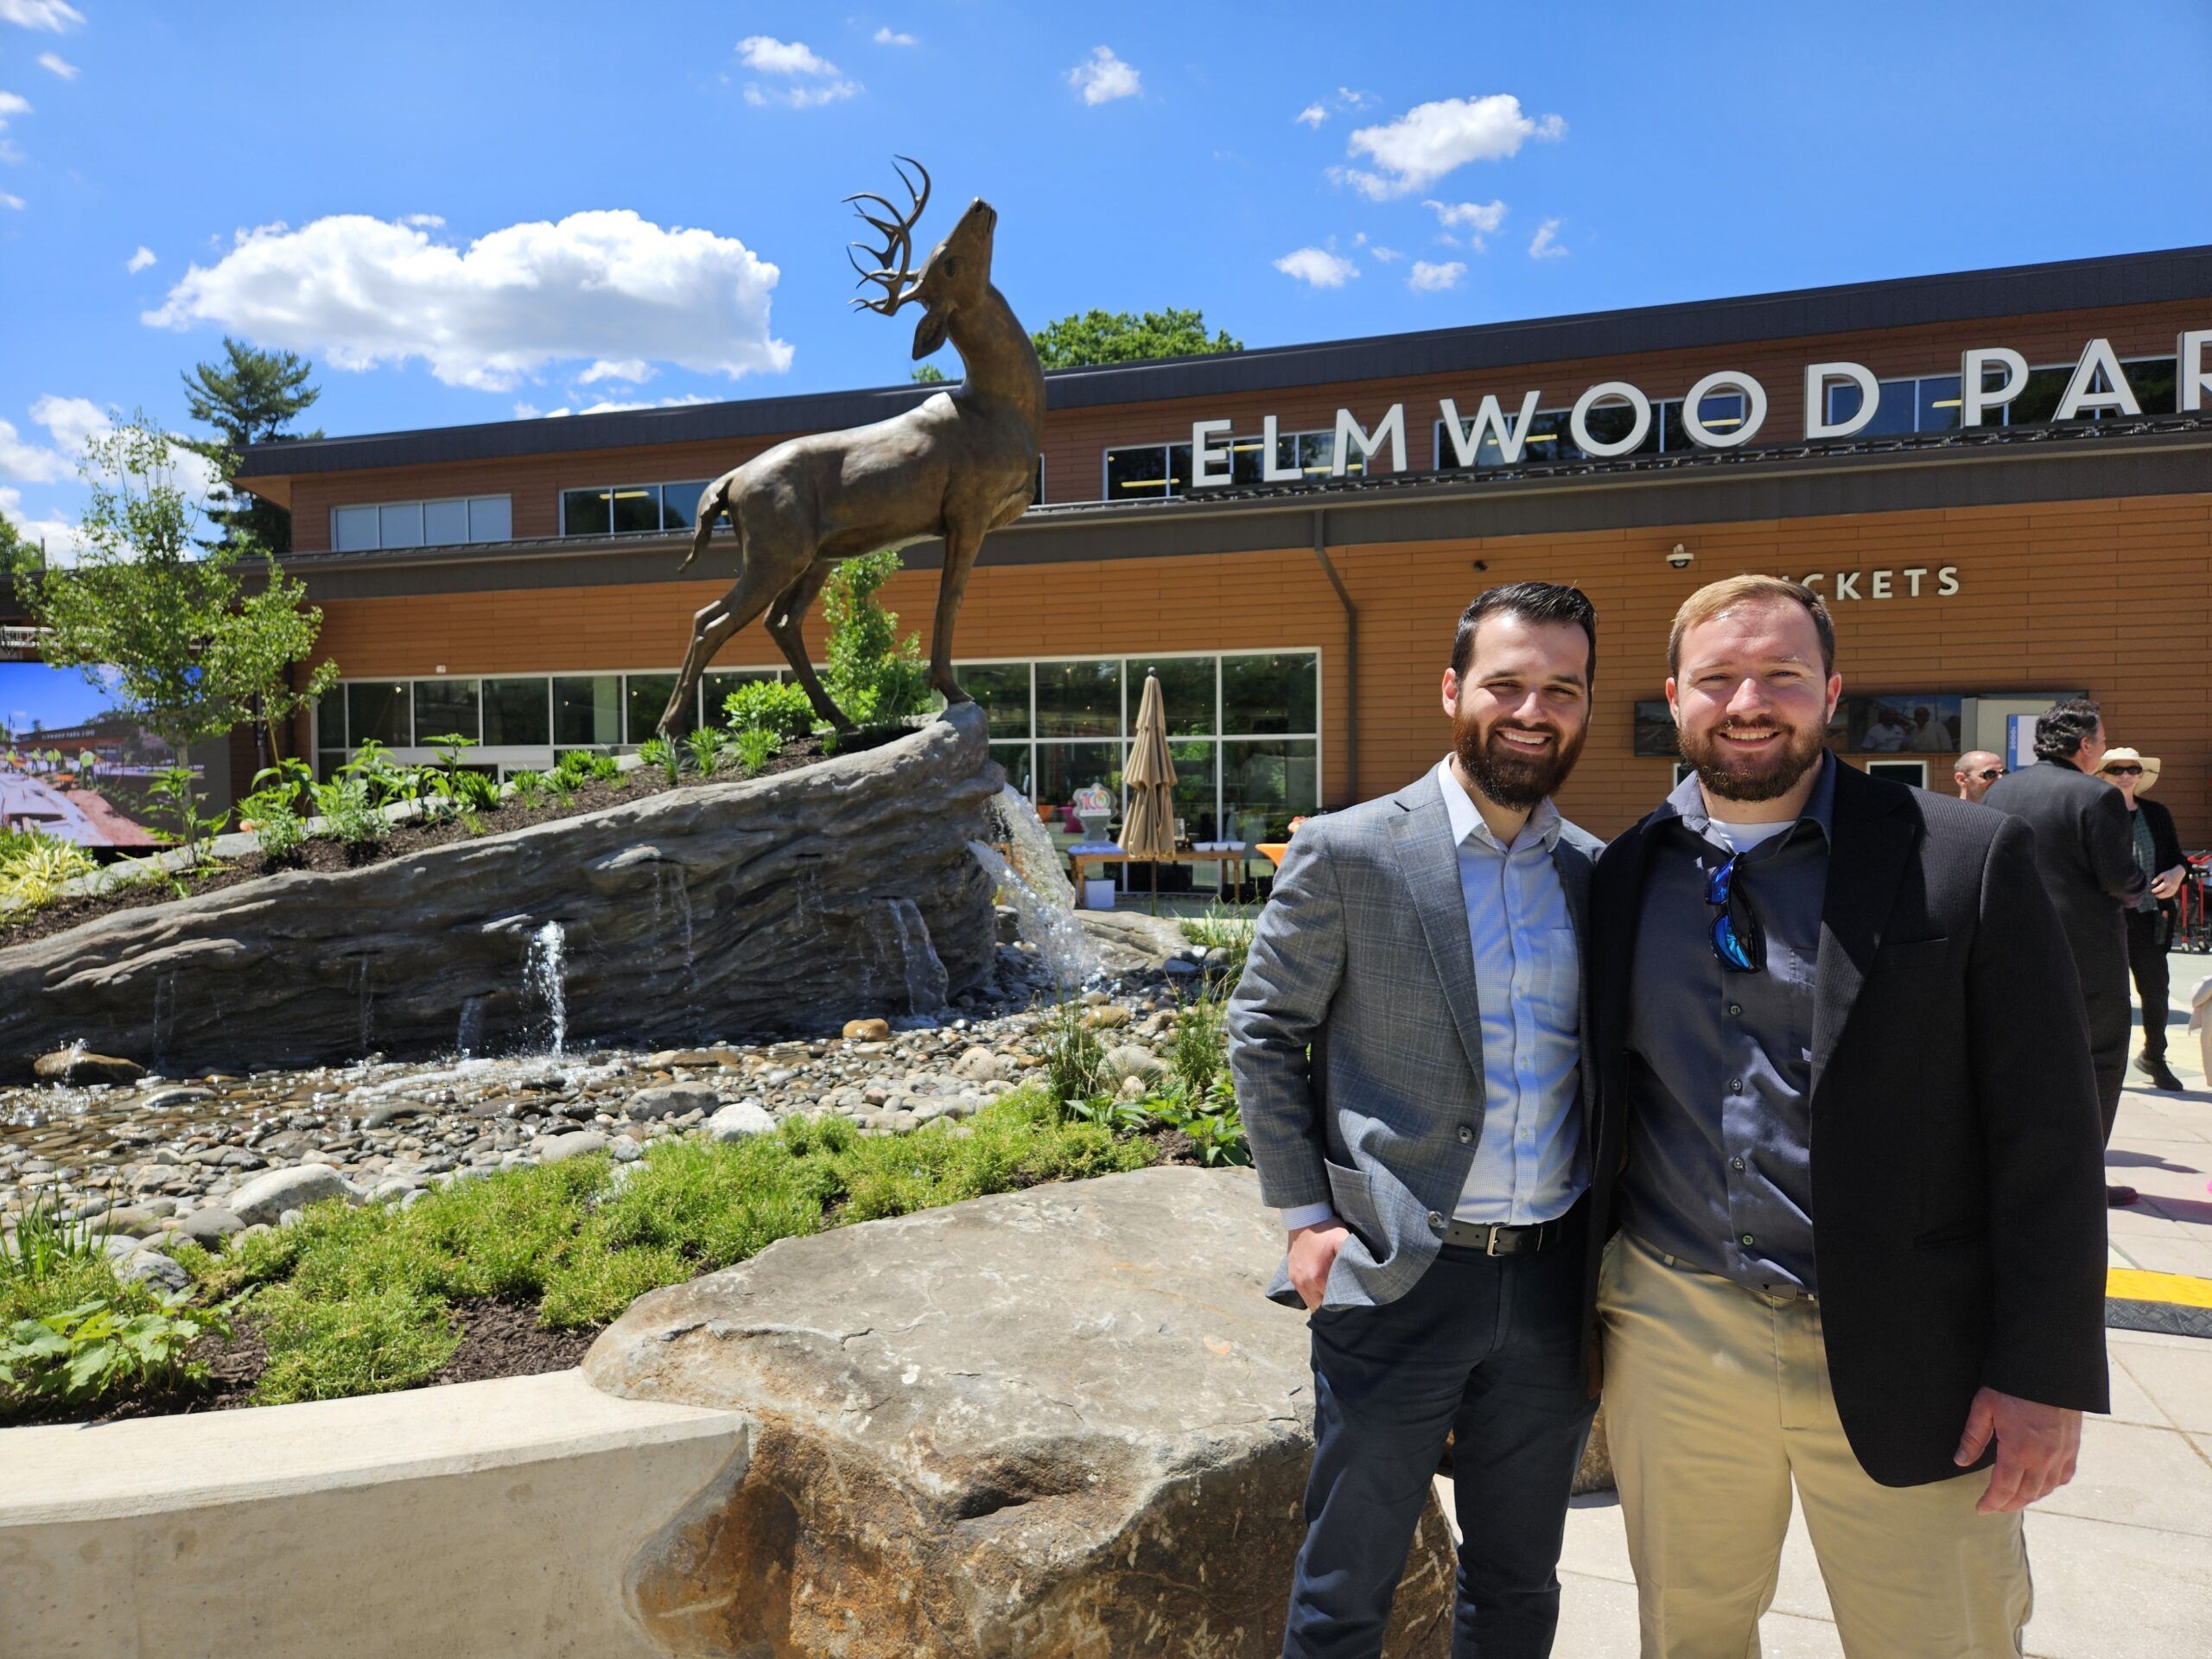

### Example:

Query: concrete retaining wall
xmin=0 ymin=1370 xmax=746 ymax=1658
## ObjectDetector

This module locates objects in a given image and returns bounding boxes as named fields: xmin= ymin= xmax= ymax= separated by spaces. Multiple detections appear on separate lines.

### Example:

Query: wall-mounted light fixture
xmin=1666 ymin=543 xmax=1694 ymax=569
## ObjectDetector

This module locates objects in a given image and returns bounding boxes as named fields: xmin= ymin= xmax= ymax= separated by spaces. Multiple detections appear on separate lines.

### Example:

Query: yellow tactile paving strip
xmin=2107 ymin=1268 xmax=2212 ymax=1311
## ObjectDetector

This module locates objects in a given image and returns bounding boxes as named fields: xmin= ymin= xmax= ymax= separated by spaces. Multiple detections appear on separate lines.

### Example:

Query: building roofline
xmin=266 ymin=414 xmax=2212 ymax=585
xmin=237 ymin=243 xmax=2212 ymax=482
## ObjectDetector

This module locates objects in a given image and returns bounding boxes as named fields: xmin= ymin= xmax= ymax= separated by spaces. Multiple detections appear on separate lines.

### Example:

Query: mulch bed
xmin=6 ymin=1299 xmax=605 ymax=1428
xmin=0 ymin=726 xmax=906 ymax=948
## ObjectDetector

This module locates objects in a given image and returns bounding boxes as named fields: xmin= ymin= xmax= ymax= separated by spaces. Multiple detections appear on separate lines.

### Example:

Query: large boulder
xmin=0 ymin=706 xmax=1001 ymax=1075
xmin=583 ymin=1166 xmax=1453 ymax=1656
xmin=228 ymin=1163 xmax=355 ymax=1225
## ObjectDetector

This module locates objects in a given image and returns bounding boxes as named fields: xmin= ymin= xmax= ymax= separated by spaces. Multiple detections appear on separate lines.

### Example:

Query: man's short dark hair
xmin=2034 ymin=697 xmax=2102 ymax=762
xmin=1451 ymin=582 xmax=1598 ymax=688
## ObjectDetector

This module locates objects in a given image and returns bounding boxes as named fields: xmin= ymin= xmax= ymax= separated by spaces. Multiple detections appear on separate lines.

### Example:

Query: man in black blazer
xmin=1984 ymin=699 xmax=2146 ymax=1193
xmin=1590 ymin=576 xmax=2108 ymax=1658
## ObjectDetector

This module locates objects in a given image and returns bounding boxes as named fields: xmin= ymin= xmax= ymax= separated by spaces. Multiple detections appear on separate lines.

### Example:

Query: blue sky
xmin=2 ymin=3 xmax=2208 ymax=552
xmin=0 ymin=660 xmax=118 ymax=733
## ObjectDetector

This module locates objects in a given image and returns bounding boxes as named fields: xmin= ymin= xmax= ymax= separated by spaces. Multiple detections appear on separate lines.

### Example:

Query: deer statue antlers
xmin=655 ymin=157 xmax=1044 ymax=744
xmin=843 ymin=156 xmax=931 ymax=315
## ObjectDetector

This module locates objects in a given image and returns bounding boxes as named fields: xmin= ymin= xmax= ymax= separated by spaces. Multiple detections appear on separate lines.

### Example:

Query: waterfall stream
xmin=525 ymin=921 xmax=569 ymax=1056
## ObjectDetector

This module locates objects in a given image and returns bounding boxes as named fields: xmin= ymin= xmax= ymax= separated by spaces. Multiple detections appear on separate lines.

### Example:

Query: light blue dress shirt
xmin=1281 ymin=759 xmax=1587 ymax=1232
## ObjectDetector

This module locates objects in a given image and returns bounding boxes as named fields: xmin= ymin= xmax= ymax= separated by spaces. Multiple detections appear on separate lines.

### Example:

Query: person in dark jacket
xmin=1984 ymin=697 xmax=2146 ymax=1203
xmin=1590 ymin=576 xmax=2107 ymax=1659
xmin=2094 ymin=746 xmax=2190 ymax=1090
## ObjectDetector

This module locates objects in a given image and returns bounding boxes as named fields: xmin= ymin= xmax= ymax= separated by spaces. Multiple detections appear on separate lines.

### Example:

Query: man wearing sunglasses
xmin=1587 ymin=575 xmax=2108 ymax=1658
xmin=1954 ymin=750 xmax=2005 ymax=803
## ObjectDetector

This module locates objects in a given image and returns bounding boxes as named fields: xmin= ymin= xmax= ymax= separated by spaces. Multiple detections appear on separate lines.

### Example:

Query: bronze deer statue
xmin=657 ymin=159 xmax=1045 ymax=737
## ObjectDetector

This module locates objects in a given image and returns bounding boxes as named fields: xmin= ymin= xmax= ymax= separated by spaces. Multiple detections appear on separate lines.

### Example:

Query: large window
xmin=309 ymin=652 xmax=1325 ymax=857
xmin=1824 ymin=355 xmax=2178 ymax=434
xmin=559 ymin=480 xmax=715 ymax=537
xmin=981 ymin=651 xmax=1324 ymax=854
xmin=1433 ymin=392 xmax=1742 ymax=472
xmin=330 ymin=495 xmax=512 ymax=552
xmin=1101 ymin=429 xmax=1363 ymax=501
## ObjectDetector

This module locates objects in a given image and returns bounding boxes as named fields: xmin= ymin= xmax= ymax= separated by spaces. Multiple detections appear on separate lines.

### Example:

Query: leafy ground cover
xmin=2 ymin=1084 xmax=1193 ymax=1421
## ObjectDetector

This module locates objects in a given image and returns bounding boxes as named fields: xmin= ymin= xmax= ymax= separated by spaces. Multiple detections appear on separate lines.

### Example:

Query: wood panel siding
xmin=301 ymin=490 xmax=2212 ymax=842
xmin=276 ymin=297 xmax=2210 ymax=550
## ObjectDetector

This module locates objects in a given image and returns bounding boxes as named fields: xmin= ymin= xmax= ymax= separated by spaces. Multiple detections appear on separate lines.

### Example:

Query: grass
xmin=1179 ymin=900 xmax=1257 ymax=963
xmin=184 ymin=1088 xmax=1154 ymax=1405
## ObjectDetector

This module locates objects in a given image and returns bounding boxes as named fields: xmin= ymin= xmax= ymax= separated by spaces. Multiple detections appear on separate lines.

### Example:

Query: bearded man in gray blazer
xmin=1230 ymin=582 xmax=1611 ymax=1659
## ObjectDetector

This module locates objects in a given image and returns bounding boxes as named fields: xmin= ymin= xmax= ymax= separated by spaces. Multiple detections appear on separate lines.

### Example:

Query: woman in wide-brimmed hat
xmin=2096 ymin=747 xmax=2189 ymax=1089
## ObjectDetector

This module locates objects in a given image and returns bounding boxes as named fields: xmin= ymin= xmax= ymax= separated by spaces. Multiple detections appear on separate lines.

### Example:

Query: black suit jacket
xmin=1590 ymin=760 xmax=2110 ymax=1487
xmin=1981 ymin=759 xmax=2144 ymax=996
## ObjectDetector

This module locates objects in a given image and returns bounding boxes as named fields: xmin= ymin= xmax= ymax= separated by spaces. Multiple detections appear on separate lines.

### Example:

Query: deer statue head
xmin=847 ymin=157 xmax=1000 ymax=363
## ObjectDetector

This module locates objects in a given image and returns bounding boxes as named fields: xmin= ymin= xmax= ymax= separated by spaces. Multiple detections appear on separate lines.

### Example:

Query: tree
xmin=178 ymin=337 xmax=322 ymax=554
xmin=1029 ymin=308 xmax=1242 ymax=371
xmin=821 ymin=550 xmax=931 ymax=727
xmin=910 ymin=364 xmax=946 ymax=384
xmin=29 ymin=411 xmax=340 ymax=850
xmin=0 ymin=512 xmax=41 ymax=582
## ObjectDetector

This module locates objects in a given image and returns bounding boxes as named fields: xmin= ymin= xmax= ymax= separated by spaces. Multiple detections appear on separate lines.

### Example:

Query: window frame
xmin=328 ymin=494 xmax=512 ymax=552
xmin=558 ymin=478 xmax=718 ymax=538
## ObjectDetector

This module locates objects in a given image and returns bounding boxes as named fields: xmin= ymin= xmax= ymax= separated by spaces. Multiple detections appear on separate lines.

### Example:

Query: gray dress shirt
xmin=1619 ymin=755 xmax=1836 ymax=1293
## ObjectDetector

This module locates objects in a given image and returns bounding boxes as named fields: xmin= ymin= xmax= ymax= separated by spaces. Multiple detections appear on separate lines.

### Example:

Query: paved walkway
xmin=1459 ymin=950 xmax=2212 ymax=1656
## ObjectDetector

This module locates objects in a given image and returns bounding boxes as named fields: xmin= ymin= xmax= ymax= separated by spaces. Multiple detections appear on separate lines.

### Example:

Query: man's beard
xmin=1678 ymin=715 xmax=1827 ymax=803
xmin=1455 ymin=708 xmax=1586 ymax=810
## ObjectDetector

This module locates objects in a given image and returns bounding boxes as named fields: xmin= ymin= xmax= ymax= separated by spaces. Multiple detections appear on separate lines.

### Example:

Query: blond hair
xmin=1668 ymin=575 xmax=1834 ymax=677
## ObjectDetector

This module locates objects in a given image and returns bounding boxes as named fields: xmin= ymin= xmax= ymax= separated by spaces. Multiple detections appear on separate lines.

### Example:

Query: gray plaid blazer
xmin=1227 ymin=773 xmax=1601 ymax=1310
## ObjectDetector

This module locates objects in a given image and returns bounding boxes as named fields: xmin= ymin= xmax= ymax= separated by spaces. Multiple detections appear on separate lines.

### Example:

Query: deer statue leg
xmin=657 ymin=556 xmax=806 ymax=737
xmin=764 ymin=561 xmax=851 ymax=732
xmin=928 ymin=523 xmax=985 ymax=706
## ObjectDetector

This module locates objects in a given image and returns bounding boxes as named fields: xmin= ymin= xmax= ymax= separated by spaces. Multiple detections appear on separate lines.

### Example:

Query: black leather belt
xmin=1440 ymin=1214 xmax=1567 ymax=1255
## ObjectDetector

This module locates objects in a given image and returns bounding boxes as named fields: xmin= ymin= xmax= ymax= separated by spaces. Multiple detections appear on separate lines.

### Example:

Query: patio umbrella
xmin=1119 ymin=671 xmax=1179 ymax=913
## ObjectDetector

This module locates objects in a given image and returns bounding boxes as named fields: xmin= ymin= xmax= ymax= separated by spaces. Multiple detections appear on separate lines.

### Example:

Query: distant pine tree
xmin=177 ymin=337 xmax=323 ymax=554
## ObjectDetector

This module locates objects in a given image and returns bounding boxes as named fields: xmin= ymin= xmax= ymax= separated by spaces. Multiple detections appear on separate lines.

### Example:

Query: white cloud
xmin=124 ymin=245 xmax=155 ymax=273
xmin=738 ymin=35 xmax=837 ymax=76
xmin=1367 ymin=245 xmax=1402 ymax=264
xmin=1408 ymin=259 xmax=1465 ymax=293
xmin=1336 ymin=86 xmax=1370 ymax=109
xmin=1274 ymin=246 xmax=1358 ymax=289
xmin=743 ymin=86 xmax=766 ymax=108
xmin=1067 ymin=46 xmax=1140 ymax=106
xmin=35 ymin=51 xmax=74 ymax=78
xmin=0 ymin=190 xmax=21 ymax=210
xmin=0 ymin=1 xmax=84 ymax=30
xmin=781 ymin=79 xmax=860 ymax=107
xmin=0 ymin=90 xmax=31 ymax=129
xmin=0 ymin=395 xmax=105 ymax=484
xmin=512 ymin=401 xmax=542 ymax=420
xmin=1338 ymin=94 xmax=1564 ymax=200
xmin=577 ymin=358 xmax=652 ymax=385
xmin=1423 ymin=198 xmax=1507 ymax=245
xmin=0 ymin=485 xmax=82 ymax=563
xmin=1294 ymin=101 xmax=1326 ymax=128
xmin=141 ymin=210 xmax=793 ymax=393
xmin=873 ymin=27 xmax=916 ymax=46
xmin=1529 ymin=218 xmax=1567 ymax=258
xmin=402 ymin=213 xmax=444 ymax=228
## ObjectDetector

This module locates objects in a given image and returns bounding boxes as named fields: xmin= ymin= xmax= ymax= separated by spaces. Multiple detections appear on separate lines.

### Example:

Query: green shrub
xmin=637 ymin=736 xmax=684 ymax=786
xmin=312 ymin=777 xmax=387 ymax=849
xmin=508 ymin=770 xmax=549 ymax=807
xmin=1042 ymin=997 xmax=1107 ymax=1114
xmin=721 ymin=679 xmax=816 ymax=740
xmin=1169 ymin=977 xmax=1232 ymax=1103
xmin=0 ymin=835 xmax=99 ymax=910
xmin=821 ymin=550 xmax=932 ymax=725
xmin=1 ymin=1293 xmax=228 ymax=1416
xmin=733 ymin=726 xmax=779 ymax=775
xmin=181 ymin=1089 xmax=1156 ymax=1400
xmin=684 ymin=727 xmax=727 ymax=777
xmin=251 ymin=1283 xmax=458 ymax=1404
xmin=554 ymin=750 xmax=620 ymax=785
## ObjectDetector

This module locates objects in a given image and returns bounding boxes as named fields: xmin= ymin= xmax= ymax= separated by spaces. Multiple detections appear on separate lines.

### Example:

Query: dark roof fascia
xmin=267 ymin=416 xmax=2212 ymax=588
xmin=237 ymin=245 xmax=2212 ymax=483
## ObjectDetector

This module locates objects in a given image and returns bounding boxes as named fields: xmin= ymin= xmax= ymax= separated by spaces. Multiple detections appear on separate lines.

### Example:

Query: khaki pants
xmin=1597 ymin=1232 xmax=2031 ymax=1659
